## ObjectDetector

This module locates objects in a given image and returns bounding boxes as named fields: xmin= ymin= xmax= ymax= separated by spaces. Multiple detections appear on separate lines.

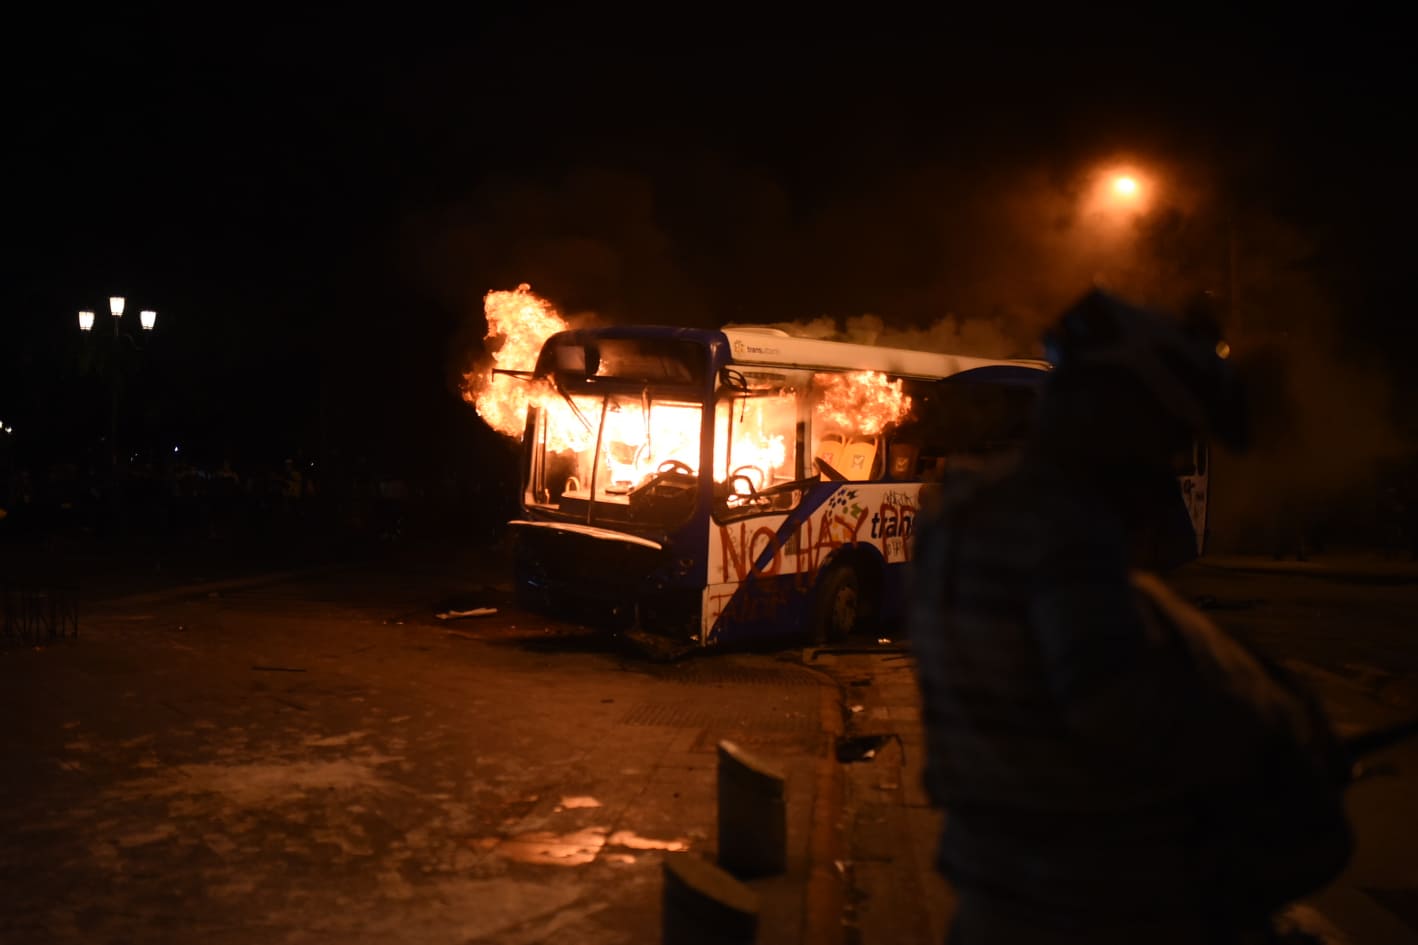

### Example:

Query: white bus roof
xmin=721 ymin=327 xmax=1049 ymax=380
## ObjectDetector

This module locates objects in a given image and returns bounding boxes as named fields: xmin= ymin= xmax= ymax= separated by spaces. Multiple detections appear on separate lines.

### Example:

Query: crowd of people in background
xmin=2 ymin=443 xmax=1416 ymax=560
xmin=0 ymin=452 xmax=517 ymax=551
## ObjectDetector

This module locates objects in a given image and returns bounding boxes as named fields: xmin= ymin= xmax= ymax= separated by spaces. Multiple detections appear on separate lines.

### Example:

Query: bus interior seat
xmin=841 ymin=436 xmax=879 ymax=481
xmin=887 ymin=442 xmax=920 ymax=480
xmin=815 ymin=433 xmax=845 ymax=471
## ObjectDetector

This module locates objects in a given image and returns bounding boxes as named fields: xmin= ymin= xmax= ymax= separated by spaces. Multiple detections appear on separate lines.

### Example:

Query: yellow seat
xmin=841 ymin=437 xmax=878 ymax=481
xmin=815 ymin=434 xmax=845 ymax=474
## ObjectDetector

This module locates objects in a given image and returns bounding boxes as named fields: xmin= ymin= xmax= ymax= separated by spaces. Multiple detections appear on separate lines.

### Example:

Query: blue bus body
xmin=507 ymin=325 xmax=1206 ymax=646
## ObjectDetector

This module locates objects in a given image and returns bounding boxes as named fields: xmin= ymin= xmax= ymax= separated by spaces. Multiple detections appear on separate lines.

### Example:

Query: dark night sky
xmin=6 ymin=12 xmax=1415 ymax=480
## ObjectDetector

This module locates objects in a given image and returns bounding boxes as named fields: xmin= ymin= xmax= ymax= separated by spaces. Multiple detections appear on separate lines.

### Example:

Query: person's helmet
xmin=1043 ymin=288 xmax=1249 ymax=450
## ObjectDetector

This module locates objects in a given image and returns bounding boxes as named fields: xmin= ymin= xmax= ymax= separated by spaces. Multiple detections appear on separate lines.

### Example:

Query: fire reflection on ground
xmin=606 ymin=830 xmax=688 ymax=852
xmin=484 ymin=826 xmax=690 ymax=866
xmin=556 ymin=795 xmax=603 ymax=810
xmin=495 ymin=827 xmax=608 ymax=866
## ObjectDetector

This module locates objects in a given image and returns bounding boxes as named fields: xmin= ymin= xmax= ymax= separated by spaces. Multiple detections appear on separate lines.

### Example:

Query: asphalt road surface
xmin=1171 ymin=559 xmax=1418 ymax=944
xmin=2 ymin=546 xmax=1415 ymax=944
xmin=0 ymin=550 xmax=834 ymax=944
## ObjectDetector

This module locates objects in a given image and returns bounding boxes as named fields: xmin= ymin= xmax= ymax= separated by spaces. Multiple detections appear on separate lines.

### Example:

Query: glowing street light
xmin=1080 ymin=164 xmax=1155 ymax=234
xmin=79 ymin=296 xmax=157 ymax=338
xmin=1088 ymin=162 xmax=1243 ymax=333
xmin=1112 ymin=175 xmax=1139 ymax=198
xmin=76 ymin=293 xmax=160 ymax=474
xmin=1098 ymin=167 xmax=1150 ymax=213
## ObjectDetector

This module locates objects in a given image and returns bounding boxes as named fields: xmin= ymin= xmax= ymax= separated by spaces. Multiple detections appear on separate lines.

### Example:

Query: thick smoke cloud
xmin=418 ymin=151 xmax=1410 ymax=552
xmin=739 ymin=312 xmax=1022 ymax=360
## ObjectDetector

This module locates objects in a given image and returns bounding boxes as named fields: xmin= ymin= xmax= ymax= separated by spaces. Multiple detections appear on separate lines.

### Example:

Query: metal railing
xmin=1 ymin=583 xmax=79 ymax=645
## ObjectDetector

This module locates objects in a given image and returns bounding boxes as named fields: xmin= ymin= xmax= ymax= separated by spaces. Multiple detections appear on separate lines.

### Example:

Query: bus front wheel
xmin=811 ymin=565 xmax=859 ymax=644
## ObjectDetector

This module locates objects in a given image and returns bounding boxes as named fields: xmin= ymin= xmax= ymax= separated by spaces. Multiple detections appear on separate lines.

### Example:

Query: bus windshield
xmin=526 ymin=389 xmax=704 ymax=528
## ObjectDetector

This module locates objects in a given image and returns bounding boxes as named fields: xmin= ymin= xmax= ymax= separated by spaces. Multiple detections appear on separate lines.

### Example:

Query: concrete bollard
xmin=661 ymin=851 xmax=759 ymax=945
xmin=716 ymin=740 xmax=787 ymax=877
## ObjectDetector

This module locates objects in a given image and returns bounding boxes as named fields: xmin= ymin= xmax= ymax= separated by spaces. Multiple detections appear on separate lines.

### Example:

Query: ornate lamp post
xmin=78 ymin=295 xmax=157 ymax=473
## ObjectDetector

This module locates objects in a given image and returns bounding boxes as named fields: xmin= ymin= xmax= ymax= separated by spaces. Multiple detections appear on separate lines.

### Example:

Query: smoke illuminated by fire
xmin=463 ymin=283 xmax=569 ymax=438
xmin=813 ymin=371 xmax=912 ymax=435
xmin=464 ymin=291 xmax=910 ymax=498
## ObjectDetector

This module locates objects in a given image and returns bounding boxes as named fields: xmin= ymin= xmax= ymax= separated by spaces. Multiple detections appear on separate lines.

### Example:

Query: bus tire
xmin=811 ymin=564 xmax=859 ymax=644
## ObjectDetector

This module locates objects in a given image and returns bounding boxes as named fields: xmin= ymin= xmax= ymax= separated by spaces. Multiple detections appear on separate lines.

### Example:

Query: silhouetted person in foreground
xmin=909 ymin=290 xmax=1351 ymax=944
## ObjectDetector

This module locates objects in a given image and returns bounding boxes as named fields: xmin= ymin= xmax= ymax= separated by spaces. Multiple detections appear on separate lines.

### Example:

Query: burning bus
xmin=468 ymin=286 xmax=1210 ymax=648
xmin=471 ymin=289 xmax=1055 ymax=646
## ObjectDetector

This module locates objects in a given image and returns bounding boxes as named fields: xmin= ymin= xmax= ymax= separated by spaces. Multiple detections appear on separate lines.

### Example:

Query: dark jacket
xmin=908 ymin=459 xmax=1349 ymax=940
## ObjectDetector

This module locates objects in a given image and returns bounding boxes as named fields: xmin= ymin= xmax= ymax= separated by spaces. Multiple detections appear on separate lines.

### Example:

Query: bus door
xmin=703 ymin=370 xmax=821 ymax=644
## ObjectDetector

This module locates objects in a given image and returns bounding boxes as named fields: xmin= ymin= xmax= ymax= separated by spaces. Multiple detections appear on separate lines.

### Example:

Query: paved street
xmin=0 ymin=548 xmax=838 ymax=945
xmin=2 ymin=546 xmax=1416 ymax=944
xmin=1174 ymin=560 xmax=1418 ymax=944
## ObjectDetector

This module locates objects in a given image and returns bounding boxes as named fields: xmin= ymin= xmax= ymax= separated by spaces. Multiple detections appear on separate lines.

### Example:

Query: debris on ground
xmin=621 ymin=629 xmax=699 ymax=663
xmin=836 ymin=733 xmax=900 ymax=763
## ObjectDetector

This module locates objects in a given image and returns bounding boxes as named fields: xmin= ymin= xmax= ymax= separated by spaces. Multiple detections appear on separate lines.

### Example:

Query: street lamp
xmin=79 ymin=299 xmax=156 ymax=336
xmin=1090 ymin=166 xmax=1152 ymax=219
xmin=76 ymin=294 xmax=159 ymax=475
xmin=1076 ymin=163 xmax=1157 ymax=296
xmin=1083 ymin=163 xmax=1237 ymax=343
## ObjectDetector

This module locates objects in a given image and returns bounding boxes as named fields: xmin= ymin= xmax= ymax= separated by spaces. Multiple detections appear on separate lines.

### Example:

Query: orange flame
xmin=462 ymin=284 xmax=569 ymax=438
xmin=813 ymin=371 xmax=911 ymax=435
xmin=602 ymin=401 xmax=703 ymax=487
xmin=713 ymin=391 xmax=793 ymax=487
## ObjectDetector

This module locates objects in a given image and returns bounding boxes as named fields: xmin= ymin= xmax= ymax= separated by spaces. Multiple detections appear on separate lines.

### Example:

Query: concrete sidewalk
xmin=801 ymin=640 xmax=1418 ymax=945
xmin=803 ymin=645 xmax=948 ymax=945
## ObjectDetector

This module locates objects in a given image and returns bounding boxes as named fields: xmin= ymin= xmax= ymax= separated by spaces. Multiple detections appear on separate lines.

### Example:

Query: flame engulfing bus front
xmin=508 ymin=328 xmax=721 ymax=637
xmin=506 ymin=325 xmax=1072 ymax=647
